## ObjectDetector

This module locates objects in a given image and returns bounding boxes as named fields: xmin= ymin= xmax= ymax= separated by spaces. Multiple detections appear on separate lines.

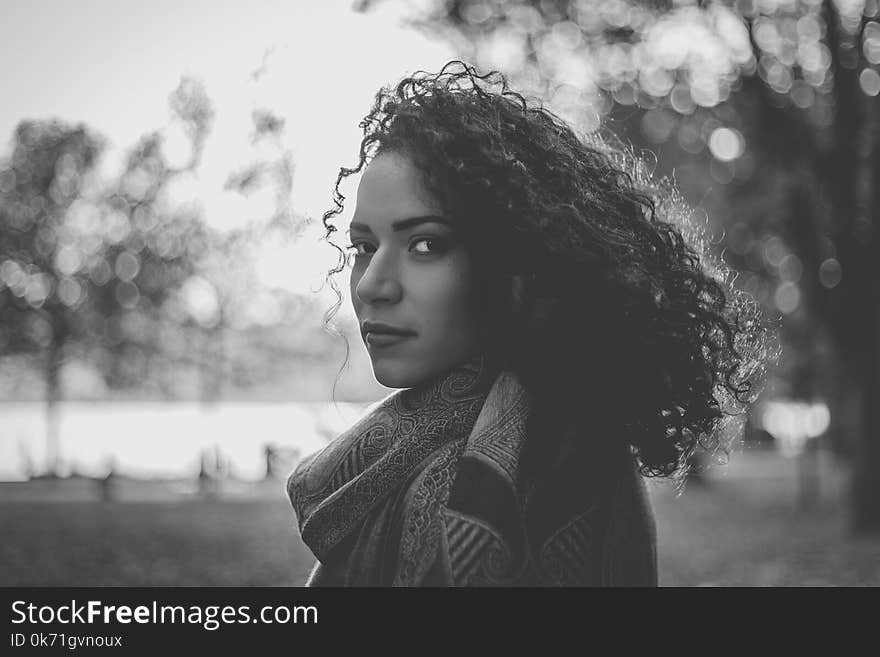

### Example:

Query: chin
xmin=371 ymin=353 xmax=444 ymax=389
xmin=371 ymin=361 xmax=421 ymax=389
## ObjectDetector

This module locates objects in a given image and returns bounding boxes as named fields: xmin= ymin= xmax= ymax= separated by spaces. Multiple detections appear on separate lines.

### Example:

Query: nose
xmin=354 ymin=249 xmax=402 ymax=306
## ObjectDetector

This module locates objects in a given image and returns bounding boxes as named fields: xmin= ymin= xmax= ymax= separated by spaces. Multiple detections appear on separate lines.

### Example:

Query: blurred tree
xmin=225 ymin=107 xmax=296 ymax=234
xmin=0 ymin=121 xmax=103 ymax=474
xmin=358 ymin=0 xmax=880 ymax=532
xmin=0 ymin=73 xmax=362 ymax=477
xmin=98 ymin=83 xmax=344 ymax=403
xmin=184 ymin=106 xmax=316 ymax=405
xmin=0 ymin=78 xmax=215 ymax=475
xmin=97 ymin=77 xmax=217 ymax=399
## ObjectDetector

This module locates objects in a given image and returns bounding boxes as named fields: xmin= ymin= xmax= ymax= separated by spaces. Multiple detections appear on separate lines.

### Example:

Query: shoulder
xmin=530 ymin=449 xmax=657 ymax=586
xmin=599 ymin=455 xmax=658 ymax=586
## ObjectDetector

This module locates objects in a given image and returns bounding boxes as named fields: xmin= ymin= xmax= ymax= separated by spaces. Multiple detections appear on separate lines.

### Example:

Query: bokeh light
xmin=789 ymin=79 xmax=815 ymax=107
xmin=24 ymin=273 xmax=52 ymax=308
xmin=57 ymin=277 xmax=84 ymax=307
xmin=774 ymin=281 xmax=801 ymax=314
xmin=778 ymin=253 xmax=803 ymax=283
xmin=763 ymin=235 xmax=788 ymax=268
xmin=114 ymin=252 xmax=140 ymax=282
xmin=181 ymin=275 xmax=220 ymax=328
xmin=865 ymin=22 xmax=880 ymax=64
xmin=859 ymin=68 xmax=880 ymax=96
xmin=762 ymin=400 xmax=831 ymax=457
xmin=708 ymin=127 xmax=745 ymax=161
xmin=818 ymin=258 xmax=843 ymax=288
xmin=115 ymin=281 xmax=140 ymax=309
xmin=89 ymin=258 xmax=113 ymax=286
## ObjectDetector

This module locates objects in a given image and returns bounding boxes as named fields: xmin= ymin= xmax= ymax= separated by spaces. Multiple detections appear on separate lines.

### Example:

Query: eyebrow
xmin=349 ymin=214 xmax=453 ymax=233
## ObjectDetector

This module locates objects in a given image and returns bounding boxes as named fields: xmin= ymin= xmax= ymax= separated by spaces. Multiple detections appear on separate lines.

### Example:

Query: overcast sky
xmin=0 ymin=0 xmax=456 ymax=294
xmin=0 ymin=0 xmax=454 ymax=220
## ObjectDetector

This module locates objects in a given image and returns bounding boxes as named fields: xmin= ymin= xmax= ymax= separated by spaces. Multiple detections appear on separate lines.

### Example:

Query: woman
xmin=287 ymin=61 xmax=768 ymax=586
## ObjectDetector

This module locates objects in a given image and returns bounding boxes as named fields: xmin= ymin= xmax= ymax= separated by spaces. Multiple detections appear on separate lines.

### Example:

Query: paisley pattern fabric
xmin=286 ymin=355 xmax=657 ymax=587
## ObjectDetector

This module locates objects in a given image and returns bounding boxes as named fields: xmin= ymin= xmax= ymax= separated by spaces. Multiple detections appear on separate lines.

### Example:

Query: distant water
xmin=0 ymin=401 xmax=374 ymax=482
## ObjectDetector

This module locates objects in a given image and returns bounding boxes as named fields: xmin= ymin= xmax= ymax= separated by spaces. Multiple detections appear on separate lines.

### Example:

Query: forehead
xmin=353 ymin=151 xmax=441 ymax=225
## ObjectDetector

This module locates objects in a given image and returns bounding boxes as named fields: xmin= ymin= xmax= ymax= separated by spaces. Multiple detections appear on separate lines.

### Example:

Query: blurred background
xmin=1 ymin=0 xmax=878 ymax=586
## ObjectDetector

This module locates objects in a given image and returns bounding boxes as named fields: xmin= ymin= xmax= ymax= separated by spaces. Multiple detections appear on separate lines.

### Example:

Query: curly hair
xmin=321 ymin=61 xmax=773 ymax=485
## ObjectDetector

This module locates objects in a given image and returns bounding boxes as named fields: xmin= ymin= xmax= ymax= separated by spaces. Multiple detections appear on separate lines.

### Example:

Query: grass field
xmin=2 ymin=450 xmax=878 ymax=586
xmin=1 ymin=497 xmax=313 ymax=587
xmin=651 ymin=480 xmax=880 ymax=586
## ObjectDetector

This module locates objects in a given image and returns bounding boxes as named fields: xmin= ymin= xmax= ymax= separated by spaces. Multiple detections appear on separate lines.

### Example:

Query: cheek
xmin=418 ymin=261 xmax=481 ymax=333
xmin=349 ymin=269 xmax=364 ymax=314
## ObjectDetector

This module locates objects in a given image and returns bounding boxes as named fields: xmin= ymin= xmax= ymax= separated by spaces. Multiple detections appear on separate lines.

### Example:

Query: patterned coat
xmin=287 ymin=358 xmax=657 ymax=586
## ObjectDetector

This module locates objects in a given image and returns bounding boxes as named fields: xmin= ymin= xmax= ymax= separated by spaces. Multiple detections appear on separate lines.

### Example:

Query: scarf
xmin=287 ymin=355 xmax=657 ymax=586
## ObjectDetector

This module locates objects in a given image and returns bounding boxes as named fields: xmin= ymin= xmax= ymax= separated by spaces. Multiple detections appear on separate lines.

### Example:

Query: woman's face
xmin=348 ymin=151 xmax=484 ymax=388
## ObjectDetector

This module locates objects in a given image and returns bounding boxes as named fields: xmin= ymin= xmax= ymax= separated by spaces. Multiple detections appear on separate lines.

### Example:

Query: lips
xmin=361 ymin=321 xmax=416 ymax=348
xmin=365 ymin=332 xmax=413 ymax=347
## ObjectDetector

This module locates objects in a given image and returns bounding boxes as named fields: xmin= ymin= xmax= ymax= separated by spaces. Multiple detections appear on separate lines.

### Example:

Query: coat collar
xmin=286 ymin=356 xmax=500 ymax=562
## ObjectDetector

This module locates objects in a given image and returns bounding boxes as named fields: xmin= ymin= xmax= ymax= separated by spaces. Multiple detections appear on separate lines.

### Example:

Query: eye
xmin=345 ymin=241 xmax=376 ymax=256
xmin=410 ymin=237 xmax=448 ymax=255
